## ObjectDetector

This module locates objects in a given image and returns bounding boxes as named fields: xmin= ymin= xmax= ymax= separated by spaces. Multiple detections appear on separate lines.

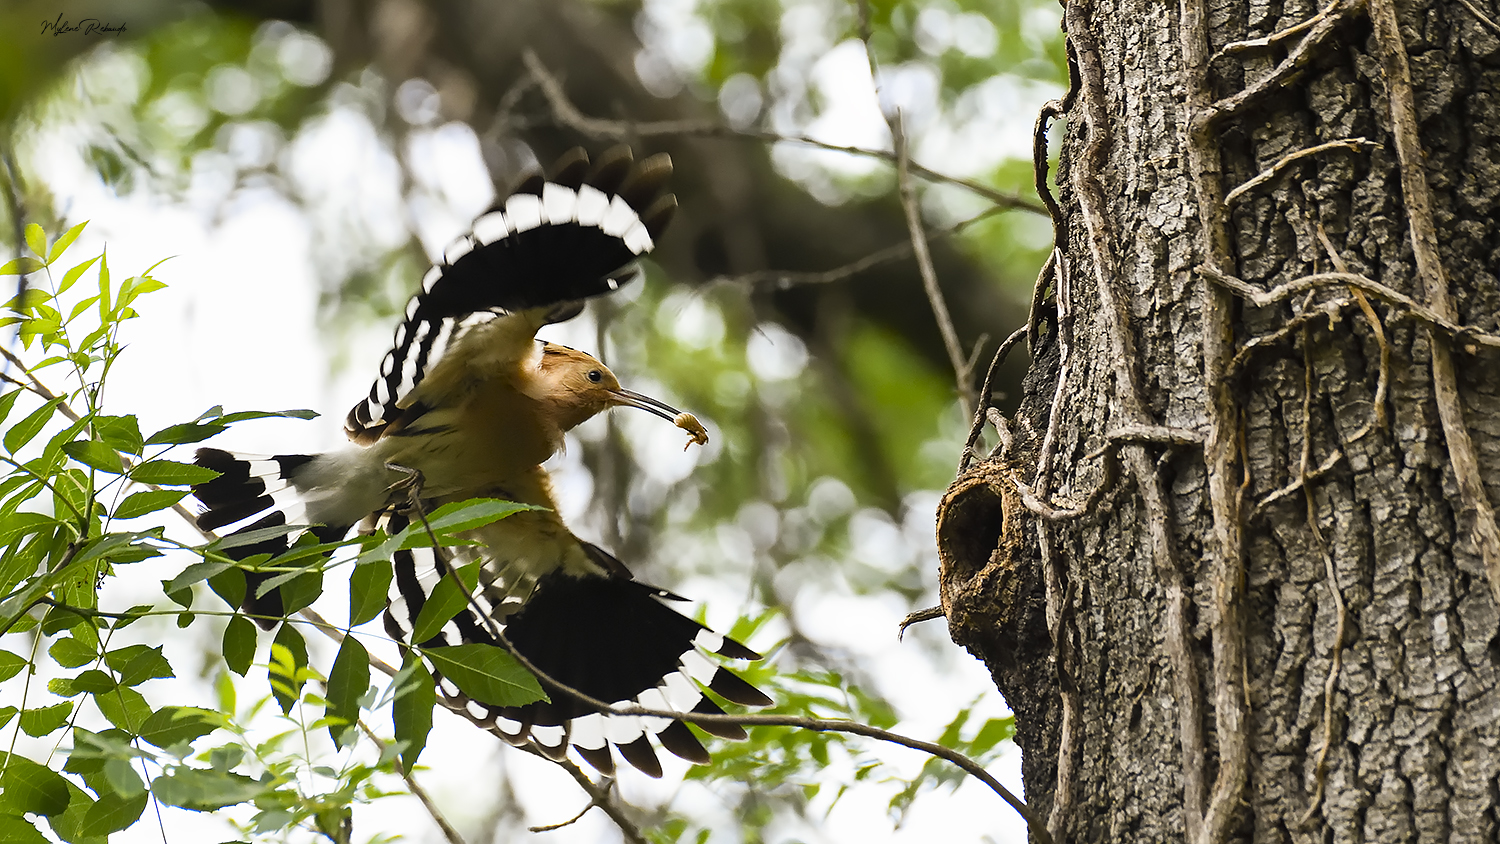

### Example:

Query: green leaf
xmin=422 ymin=498 xmax=535 ymax=534
xmin=409 ymin=563 xmax=480 ymax=644
xmin=127 ymin=459 xmax=218 ymax=486
xmin=47 ymin=223 xmax=87 ymax=266
xmin=48 ymin=637 xmax=96 ymax=668
xmin=58 ymin=257 xmax=99 ymax=298
xmin=0 ymin=707 xmax=15 ymax=729
xmin=207 ymin=567 xmax=246 ymax=610
xmin=165 ymin=561 xmax=230 ymax=594
xmin=0 ymin=815 xmax=49 ymax=844
xmin=4 ymin=288 xmax=48 ymax=314
xmin=114 ymin=489 xmax=188 ymax=519
xmin=69 ymin=670 xmax=118 ymax=695
xmin=215 ymin=408 xmax=319 ymax=423
xmin=222 ymin=615 xmax=257 ymax=677
xmin=62 ymin=439 xmax=125 ymax=474
xmin=143 ymin=421 xmax=226 ymax=446
xmin=78 ymin=792 xmax=148 ymax=836
xmin=348 ymin=559 xmax=392 ymax=626
xmin=0 ymin=753 xmax=71 ymax=816
xmin=207 ymin=523 xmax=301 ymax=552
xmin=0 ymin=650 xmax=29 ymax=681
xmin=274 ymin=569 xmax=323 ymax=616
xmin=96 ymin=252 xmax=110 ymax=320
xmin=42 ymin=779 xmax=97 ymax=844
xmin=0 ymin=390 xmax=22 ymax=429
xmin=139 ymin=706 xmax=219 ymax=750
xmin=19 ymin=702 xmax=74 ymax=737
xmin=392 ymin=653 xmax=435 ymax=771
xmin=73 ymin=531 xmax=161 ymax=566
xmin=324 ymin=637 xmax=370 ymax=747
xmin=119 ymin=276 xmax=167 ymax=309
xmin=4 ymin=398 xmax=63 ymax=453
xmin=92 ymin=415 xmax=142 ymax=457
xmin=270 ymin=625 xmax=308 ymax=714
xmin=94 ymin=686 xmax=151 ymax=732
xmin=421 ymin=644 xmax=545 ymax=708
xmin=151 ymin=768 xmax=267 ymax=812
xmin=103 ymin=757 xmax=145 ymax=797
xmin=106 ymin=645 xmax=173 ymax=686
xmin=24 ymin=224 xmax=46 ymax=261
xmin=0 ymin=257 xmax=44 ymax=276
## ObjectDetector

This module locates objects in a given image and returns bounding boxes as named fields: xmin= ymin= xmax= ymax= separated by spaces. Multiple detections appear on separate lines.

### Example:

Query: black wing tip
xmin=709 ymin=668 xmax=774 ymax=708
xmin=617 ymin=735 xmax=664 ymax=778
xmin=657 ymin=719 xmax=712 ymax=765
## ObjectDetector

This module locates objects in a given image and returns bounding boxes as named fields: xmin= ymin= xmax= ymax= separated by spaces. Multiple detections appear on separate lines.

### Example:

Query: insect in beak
xmin=608 ymin=389 xmax=710 ymax=449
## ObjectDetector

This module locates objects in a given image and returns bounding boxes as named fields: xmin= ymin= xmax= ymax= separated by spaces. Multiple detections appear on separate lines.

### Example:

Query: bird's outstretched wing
xmin=381 ymin=511 xmax=770 ymax=777
xmin=346 ymin=147 xmax=677 ymax=444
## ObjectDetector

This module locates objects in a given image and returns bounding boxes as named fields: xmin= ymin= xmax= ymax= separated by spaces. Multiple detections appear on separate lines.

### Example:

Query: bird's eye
xmin=587 ymin=370 xmax=603 ymax=383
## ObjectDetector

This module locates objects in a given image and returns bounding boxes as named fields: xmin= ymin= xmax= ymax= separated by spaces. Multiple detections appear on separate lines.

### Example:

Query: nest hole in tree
xmin=937 ymin=478 xmax=1007 ymax=589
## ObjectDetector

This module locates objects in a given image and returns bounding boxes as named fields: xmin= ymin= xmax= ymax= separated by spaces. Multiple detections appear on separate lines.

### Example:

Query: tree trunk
xmin=938 ymin=1 xmax=1500 ymax=842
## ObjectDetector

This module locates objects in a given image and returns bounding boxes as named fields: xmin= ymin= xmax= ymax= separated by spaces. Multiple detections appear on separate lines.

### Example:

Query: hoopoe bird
xmin=191 ymin=147 xmax=769 ymax=776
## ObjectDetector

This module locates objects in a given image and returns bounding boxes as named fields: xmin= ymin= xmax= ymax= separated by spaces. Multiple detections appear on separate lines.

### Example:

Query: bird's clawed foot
xmin=385 ymin=462 xmax=426 ymax=510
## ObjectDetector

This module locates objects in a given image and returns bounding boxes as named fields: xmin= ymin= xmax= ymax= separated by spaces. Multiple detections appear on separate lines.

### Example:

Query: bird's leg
xmin=385 ymin=462 xmax=444 ymax=554
xmin=384 ymin=461 xmax=426 ymax=509
xmin=384 ymin=461 xmax=438 ymax=542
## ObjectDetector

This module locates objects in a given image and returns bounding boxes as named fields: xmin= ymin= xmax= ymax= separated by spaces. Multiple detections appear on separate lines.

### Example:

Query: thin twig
xmin=1212 ymin=0 xmax=1344 ymax=59
xmin=1223 ymin=138 xmax=1378 ymax=206
xmin=881 ymin=106 xmax=974 ymax=413
xmin=896 ymin=605 xmax=944 ymax=639
xmin=1252 ymin=449 xmax=1344 ymax=515
xmin=1202 ymin=0 xmax=1367 ymax=128
xmin=1198 ymin=265 xmax=1500 ymax=349
xmin=550 ymin=761 xmax=648 ymax=844
xmin=518 ymin=51 xmax=1044 ymax=215
xmin=357 ymin=720 xmax=468 ymax=844
xmin=1315 ymin=223 xmax=1390 ymax=431
xmin=1368 ymin=0 xmax=1500 ymax=609
xmin=1293 ymin=329 xmax=1348 ymax=828
xmin=1224 ymin=296 xmax=1356 ymax=380
xmin=959 ymin=326 xmax=1027 ymax=474
xmin=487 ymin=622 xmax=1053 ymax=844
xmin=709 ymin=206 xmax=1006 ymax=291
xmin=1455 ymin=0 xmax=1500 ymax=36
xmin=528 ymin=779 xmax=611 ymax=833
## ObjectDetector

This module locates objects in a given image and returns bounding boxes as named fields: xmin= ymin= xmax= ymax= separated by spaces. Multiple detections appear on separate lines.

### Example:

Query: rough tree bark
xmin=938 ymin=1 xmax=1500 ymax=843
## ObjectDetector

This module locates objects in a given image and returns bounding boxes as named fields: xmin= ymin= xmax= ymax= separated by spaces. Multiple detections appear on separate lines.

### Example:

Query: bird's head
xmin=536 ymin=342 xmax=688 ymax=434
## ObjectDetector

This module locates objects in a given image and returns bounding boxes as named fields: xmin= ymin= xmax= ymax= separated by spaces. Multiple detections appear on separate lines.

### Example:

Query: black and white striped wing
xmin=192 ymin=448 xmax=357 ymax=626
xmin=347 ymin=147 xmax=677 ymax=443
xmin=381 ymin=524 xmax=769 ymax=776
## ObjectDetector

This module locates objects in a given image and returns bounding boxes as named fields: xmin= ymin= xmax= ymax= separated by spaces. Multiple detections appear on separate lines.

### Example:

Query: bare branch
xmin=518 ymin=51 xmax=1044 ymax=215
xmin=709 ymin=206 xmax=1005 ymax=291
xmin=485 ymin=617 xmax=1052 ymax=844
xmin=1203 ymin=0 xmax=1367 ymax=128
xmin=959 ymin=326 xmax=1027 ymax=474
xmin=357 ymin=720 xmax=468 ymax=844
xmin=1212 ymin=0 xmax=1345 ymax=59
xmin=1223 ymin=138 xmax=1378 ymax=206
xmin=1198 ymin=265 xmax=1500 ymax=349
xmin=1455 ymin=0 xmax=1500 ymax=36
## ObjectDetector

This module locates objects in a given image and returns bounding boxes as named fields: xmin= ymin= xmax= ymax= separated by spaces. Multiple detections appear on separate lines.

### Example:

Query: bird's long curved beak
xmin=607 ymin=388 xmax=683 ymax=423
